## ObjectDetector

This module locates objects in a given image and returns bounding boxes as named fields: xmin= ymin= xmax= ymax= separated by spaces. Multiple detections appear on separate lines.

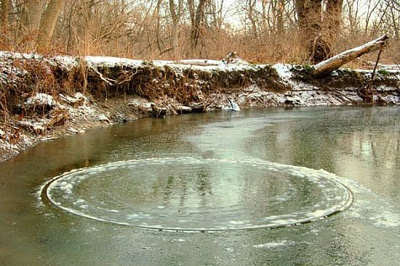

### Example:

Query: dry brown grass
xmin=47 ymin=27 xmax=393 ymax=68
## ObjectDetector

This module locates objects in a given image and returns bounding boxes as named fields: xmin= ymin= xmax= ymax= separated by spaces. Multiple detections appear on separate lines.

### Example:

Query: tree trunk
xmin=154 ymin=0 xmax=163 ymax=53
xmin=1 ymin=0 xmax=10 ymax=34
xmin=169 ymin=0 xmax=182 ymax=59
xmin=312 ymin=35 xmax=388 ymax=77
xmin=188 ymin=0 xmax=207 ymax=57
xmin=37 ymin=0 xmax=65 ymax=53
xmin=276 ymin=0 xmax=285 ymax=34
xmin=296 ymin=0 xmax=331 ymax=64
xmin=296 ymin=0 xmax=321 ymax=37
xmin=325 ymin=0 xmax=343 ymax=42
xmin=247 ymin=0 xmax=258 ymax=38
xmin=295 ymin=0 xmax=306 ymax=31
xmin=21 ymin=0 xmax=45 ymax=34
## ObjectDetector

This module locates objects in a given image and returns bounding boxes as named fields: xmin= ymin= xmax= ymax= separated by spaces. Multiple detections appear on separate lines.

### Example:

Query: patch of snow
xmin=0 ymin=129 xmax=4 ymax=138
xmin=0 ymin=139 xmax=18 ymax=151
xmin=0 ymin=51 xmax=42 ymax=60
xmin=128 ymin=98 xmax=154 ymax=113
xmin=60 ymin=92 xmax=87 ymax=105
xmin=97 ymin=114 xmax=110 ymax=123
xmin=68 ymin=128 xmax=79 ymax=134
xmin=353 ymin=69 xmax=373 ymax=74
xmin=177 ymin=59 xmax=222 ymax=66
xmin=175 ymin=105 xmax=192 ymax=113
xmin=75 ymin=92 xmax=86 ymax=99
xmin=45 ymin=53 xmax=260 ymax=74
xmin=17 ymin=119 xmax=47 ymax=133
xmin=20 ymin=135 xmax=33 ymax=146
xmin=366 ymin=62 xmax=400 ymax=71
xmin=41 ymin=136 xmax=58 ymax=141
xmin=158 ymin=59 xmax=256 ymax=73
xmin=85 ymin=56 xmax=143 ymax=68
xmin=273 ymin=63 xmax=293 ymax=82
xmin=380 ymin=95 xmax=400 ymax=104
xmin=52 ymin=55 xmax=78 ymax=70
xmin=26 ymin=93 xmax=56 ymax=107
xmin=376 ymin=85 xmax=399 ymax=92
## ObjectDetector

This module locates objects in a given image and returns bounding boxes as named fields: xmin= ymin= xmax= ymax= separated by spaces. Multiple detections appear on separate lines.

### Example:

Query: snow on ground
xmin=85 ymin=56 xmax=143 ymax=68
xmin=273 ymin=63 xmax=293 ymax=83
xmin=26 ymin=93 xmax=56 ymax=107
xmin=58 ymin=92 xmax=105 ymax=122
xmin=74 ymin=54 xmax=256 ymax=73
xmin=0 ymin=51 xmax=42 ymax=60
xmin=60 ymin=92 xmax=86 ymax=105
xmin=17 ymin=119 xmax=48 ymax=133
xmin=1 ymin=50 xmax=398 ymax=88
xmin=375 ymin=64 xmax=400 ymax=71
xmin=0 ymin=91 xmax=111 ymax=161
xmin=51 ymin=55 xmax=78 ymax=69
xmin=178 ymin=59 xmax=221 ymax=65
xmin=1 ymin=51 xmax=400 ymax=162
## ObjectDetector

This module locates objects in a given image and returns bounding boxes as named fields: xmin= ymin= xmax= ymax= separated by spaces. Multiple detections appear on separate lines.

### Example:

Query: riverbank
xmin=0 ymin=51 xmax=399 ymax=162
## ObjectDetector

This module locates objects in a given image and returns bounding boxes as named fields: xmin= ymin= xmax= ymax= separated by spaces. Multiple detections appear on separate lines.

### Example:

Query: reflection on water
xmin=1 ymin=107 xmax=400 ymax=265
xmin=248 ymin=108 xmax=400 ymax=203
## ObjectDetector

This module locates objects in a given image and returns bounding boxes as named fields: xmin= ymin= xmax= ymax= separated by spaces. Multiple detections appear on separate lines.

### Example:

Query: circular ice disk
xmin=41 ymin=157 xmax=353 ymax=231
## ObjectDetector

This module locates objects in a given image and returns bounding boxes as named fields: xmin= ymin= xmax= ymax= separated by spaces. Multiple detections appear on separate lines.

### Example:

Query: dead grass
xmin=56 ymin=29 xmax=394 ymax=69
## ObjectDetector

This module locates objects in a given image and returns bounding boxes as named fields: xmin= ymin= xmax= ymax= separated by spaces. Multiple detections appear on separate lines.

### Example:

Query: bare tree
xmin=246 ymin=0 xmax=258 ymax=37
xmin=21 ymin=0 xmax=46 ymax=34
xmin=37 ymin=0 xmax=65 ymax=52
xmin=1 ymin=0 xmax=10 ymax=34
xmin=169 ymin=0 xmax=183 ymax=58
xmin=188 ymin=0 xmax=208 ymax=56
xmin=326 ymin=0 xmax=344 ymax=40
xmin=343 ymin=0 xmax=361 ymax=35
xmin=275 ymin=0 xmax=285 ymax=34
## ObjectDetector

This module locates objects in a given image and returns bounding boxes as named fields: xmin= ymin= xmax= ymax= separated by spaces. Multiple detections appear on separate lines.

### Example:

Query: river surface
xmin=1 ymin=107 xmax=400 ymax=265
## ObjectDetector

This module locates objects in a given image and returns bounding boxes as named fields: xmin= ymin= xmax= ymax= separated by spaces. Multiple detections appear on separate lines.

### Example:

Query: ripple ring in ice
xmin=40 ymin=157 xmax=353 ymax=232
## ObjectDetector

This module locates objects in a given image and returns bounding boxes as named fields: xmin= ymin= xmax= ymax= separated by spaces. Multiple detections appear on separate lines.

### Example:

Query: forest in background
xmin=0 ymin=0 xmax=399 ymax=66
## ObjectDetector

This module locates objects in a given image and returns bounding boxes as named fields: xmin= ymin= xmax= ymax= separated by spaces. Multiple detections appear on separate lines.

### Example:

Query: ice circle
xmin=41 ymin=157 xmax=353 ymax=231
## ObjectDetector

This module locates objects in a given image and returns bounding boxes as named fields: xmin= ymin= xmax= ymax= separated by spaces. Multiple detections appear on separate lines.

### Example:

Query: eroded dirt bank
xmin=1 ymin=52 xmax=399 ymax=161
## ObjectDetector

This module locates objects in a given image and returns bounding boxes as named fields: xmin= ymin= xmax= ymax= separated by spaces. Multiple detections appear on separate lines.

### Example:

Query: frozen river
xmin=1 ymin=107 xmax=400 ymax=265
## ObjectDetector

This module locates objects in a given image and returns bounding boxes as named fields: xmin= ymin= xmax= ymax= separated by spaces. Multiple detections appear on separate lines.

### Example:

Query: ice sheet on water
xmin=253 ymin=240 xmax=295 ymax=249
xmin=40 ymin=157 xmax=353 ymax=231
xmin=337 ymin=177 xmax=400 ymax=228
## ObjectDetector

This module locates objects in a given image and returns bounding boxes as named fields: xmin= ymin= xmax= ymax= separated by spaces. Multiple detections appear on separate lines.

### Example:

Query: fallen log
xmin=312 ymin=35 xmax=389 ymax=77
